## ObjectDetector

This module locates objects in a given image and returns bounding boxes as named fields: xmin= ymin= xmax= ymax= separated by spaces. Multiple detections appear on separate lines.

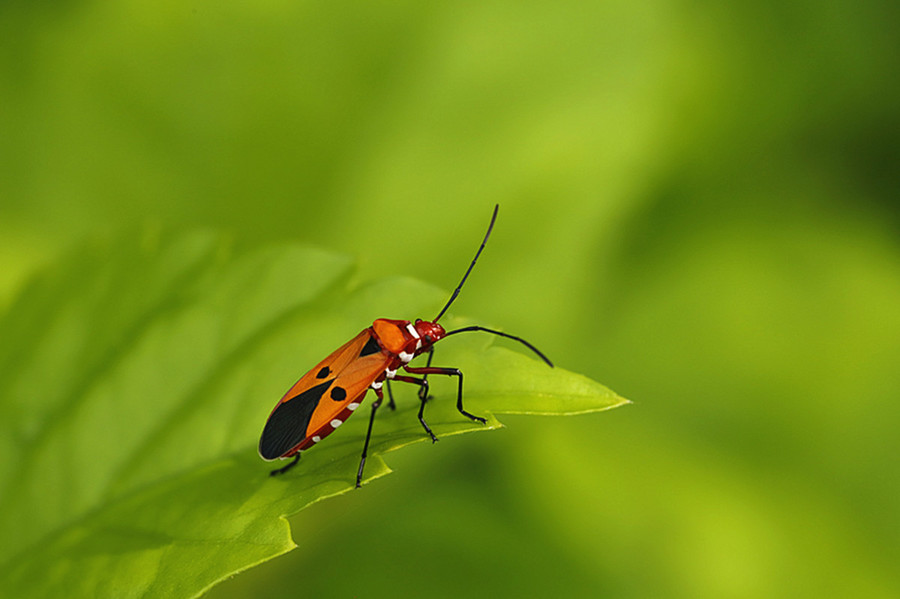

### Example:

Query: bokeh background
xmin=2 ymin=0 xmax=899 ymax=597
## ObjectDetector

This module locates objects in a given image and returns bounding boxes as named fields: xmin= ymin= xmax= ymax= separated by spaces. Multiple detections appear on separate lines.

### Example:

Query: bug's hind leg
xmin=269 ymin=454 xmax=300 ymax=476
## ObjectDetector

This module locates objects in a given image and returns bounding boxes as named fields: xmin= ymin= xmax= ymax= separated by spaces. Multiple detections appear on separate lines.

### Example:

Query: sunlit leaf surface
xmin=0 ymin=231 xmax=626 ymax=599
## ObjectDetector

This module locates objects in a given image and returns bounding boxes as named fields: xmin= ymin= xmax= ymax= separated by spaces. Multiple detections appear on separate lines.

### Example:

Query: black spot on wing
xmin=359 ymin=335 xmax=382 ymax=357
xmin=259 ymin=379 xmax=333 ymax=459
xmin=316 ymin=366 xmax=330 ymax=379
xmin=330 ymin=386 xmax=346 ymax=401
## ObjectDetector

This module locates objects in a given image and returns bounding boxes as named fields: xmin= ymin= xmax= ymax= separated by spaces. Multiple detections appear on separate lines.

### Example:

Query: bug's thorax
xmin=370 ymin=317 xmax=446 ymax=363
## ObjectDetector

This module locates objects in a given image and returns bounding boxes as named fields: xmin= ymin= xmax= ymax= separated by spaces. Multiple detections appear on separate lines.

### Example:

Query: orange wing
xmin=258 ymin=329 xmax=390 ymax=460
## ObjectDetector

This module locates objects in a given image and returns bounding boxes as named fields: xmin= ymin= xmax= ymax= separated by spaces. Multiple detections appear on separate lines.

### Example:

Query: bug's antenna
xmin=433 ymin=204 xmax=499 ymax=322
xmin=444 ymin=325 xmax=554 ymax=367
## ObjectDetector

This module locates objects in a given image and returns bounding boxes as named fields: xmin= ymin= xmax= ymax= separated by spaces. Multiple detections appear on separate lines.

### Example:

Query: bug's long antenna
xmin=444 ymin=325 xmax=554 ymax=367
xmin=433 ymin=204 xmax=499 ymax=322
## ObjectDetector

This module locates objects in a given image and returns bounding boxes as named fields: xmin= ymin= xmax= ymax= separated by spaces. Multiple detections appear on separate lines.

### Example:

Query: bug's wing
xmin=258 ymin=330 xmax=390 ymax=460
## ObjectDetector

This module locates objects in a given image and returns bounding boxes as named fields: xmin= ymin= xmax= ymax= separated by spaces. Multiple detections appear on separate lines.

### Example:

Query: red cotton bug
xmin=258 ymin=204 xmax=553 ymax=487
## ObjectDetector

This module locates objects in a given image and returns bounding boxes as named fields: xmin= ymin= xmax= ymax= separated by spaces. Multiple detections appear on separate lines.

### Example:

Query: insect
xmin=258 ymin=204 xmax=553 ymax=487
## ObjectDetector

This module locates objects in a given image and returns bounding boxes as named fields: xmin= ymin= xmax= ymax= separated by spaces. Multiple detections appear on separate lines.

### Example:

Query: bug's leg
xmin=357 ymin=387 xmax=384 ymax=488
xmin=391 ymin=375 xmax=437 ymax=442
xmin=386 ymin=379 xmax=397 ymax=411
xmin=269 ymin=453 xmax=300 ymax=477
xmin=418 ymin=346 xmax=435 ymax=401
xmin=403 ymin=365 xmax=487 ymax=425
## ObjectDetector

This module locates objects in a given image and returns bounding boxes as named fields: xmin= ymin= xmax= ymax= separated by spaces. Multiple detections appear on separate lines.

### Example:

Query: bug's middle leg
xmin=391 ymin=374 xmax=438 ymax=443
xmin=357 ymin=386 xmax=385 ymax=488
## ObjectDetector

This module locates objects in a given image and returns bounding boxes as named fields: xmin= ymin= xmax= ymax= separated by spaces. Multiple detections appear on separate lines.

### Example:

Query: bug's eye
xmin=423 ymin=335 xmax=433 ymax=344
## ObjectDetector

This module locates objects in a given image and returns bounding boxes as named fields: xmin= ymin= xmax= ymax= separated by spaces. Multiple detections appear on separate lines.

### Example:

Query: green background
xmin=2 ymin=0 xmax=898 ymax=597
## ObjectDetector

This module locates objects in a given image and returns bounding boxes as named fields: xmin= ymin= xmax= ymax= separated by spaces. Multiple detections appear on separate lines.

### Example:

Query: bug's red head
xmin=414 ymin=319 xmax=445 ymax=352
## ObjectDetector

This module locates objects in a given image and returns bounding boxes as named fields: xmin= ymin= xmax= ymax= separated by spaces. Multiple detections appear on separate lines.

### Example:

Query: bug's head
xmin=414 ymin=318 xmax=446 ymax=351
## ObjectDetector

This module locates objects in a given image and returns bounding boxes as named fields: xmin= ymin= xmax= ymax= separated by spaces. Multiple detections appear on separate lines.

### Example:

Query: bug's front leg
xmin=417 ymin=346 xmax=435 ymax=401
xmin=403 ymin=364 xmax=487 ymax=425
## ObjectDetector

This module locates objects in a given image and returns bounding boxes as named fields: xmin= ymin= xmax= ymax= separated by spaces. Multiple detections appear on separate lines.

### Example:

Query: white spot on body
xmin=331 ymin=419 xmax=343 ymax=428
xmin=312 ymin=436 xmax=321 ymax=443
xmin=399 ymin=351 xmax=414 ymax=363
xmin=348 ymin=402 xmax=360 ymax=411
xmin=406 ymin=323 xmax=423 ymax=350
xmin=371 ymin=381 xmax=383 ymax=390
xmin=386 ymin=368 xmax=397 ymax=379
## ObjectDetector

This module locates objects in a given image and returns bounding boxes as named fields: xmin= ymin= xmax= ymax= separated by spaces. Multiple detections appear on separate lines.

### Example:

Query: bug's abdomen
xmin=297 ymin=385 xmax=369 ymax=451
xmin=259 ymin=379 xmax=334 ymax=459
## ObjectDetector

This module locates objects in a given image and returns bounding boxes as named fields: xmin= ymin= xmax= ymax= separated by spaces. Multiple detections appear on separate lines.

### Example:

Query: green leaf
xmin=0 ymin=230 xmax=627 ymax=599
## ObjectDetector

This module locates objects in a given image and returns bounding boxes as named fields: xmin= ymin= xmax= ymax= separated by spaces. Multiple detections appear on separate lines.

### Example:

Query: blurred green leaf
xmin=0 ymin=230 xmax=626 ymax=599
